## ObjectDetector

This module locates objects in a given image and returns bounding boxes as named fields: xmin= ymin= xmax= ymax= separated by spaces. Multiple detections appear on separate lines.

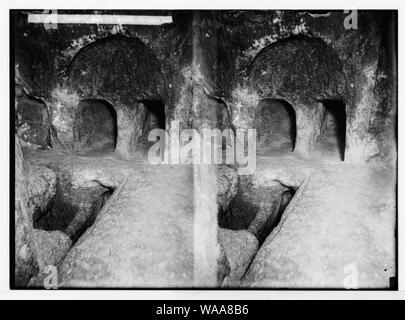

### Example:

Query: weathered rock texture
xmin=73 ymin=99 xmax=117 ymax=152
xmin=14 ymin=149 xmax=124 ymax=287
xmin=58 ymin=166 xmax=195 ymax=288
xmin=216 ymin=165 xmax=238 ymax=212
xmin=230 ymin=11 xmax=396 ymax=163
xmin=28 ymin=160 xmax=115 ymax=243
xmin=32 ymin=229 xmax=72 ymax=268
xmin=246 ymin=35 xmax=344 ymax=157
xmin=219 ymin=228 xmax=259 ymax=285
xmin=249 ymin=35 xmax=345 ymax=102
xmin=219 ymin=176 xmax=293 ymax=244
xmin=12 ymin=10 xmax=397 ymax=288
xmin=14 ymin=136 xmax=39 ymax=286
xmin=242 ymin=159 xmax=396 ymax=288
xmin=68 ymin=35 xmax=164 ymax=102
xmin=27 ymin=163 xmax=57 ymax=214
xmin=247 ymin=185 xmax=293 ymax=244
xmin=67 ymin=35 xmax=164 ymax=157
xmin=256 ymin=99 xmax=296 ymax=149
xmin=16 ymin=94 xmax=51 ymax=149
xmin=13 ymin=10 xmax=397 ymax=163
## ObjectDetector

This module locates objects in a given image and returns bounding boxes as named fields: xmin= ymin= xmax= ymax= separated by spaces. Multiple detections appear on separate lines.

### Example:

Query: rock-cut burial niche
xmin=15 ymin=89 xmax=51 ymax=149
xmin=33 ymin=176 xmax=115 ymax=244
xmin=73 ymin=99 xmax=117 ymax=153
xmin=217 ymin=175 xmax=296 ymax=285
xmin=219 ymin=177 xmax=295 ymax=244
xmin=256 ymin=99 xmax=296 ymax=153
xmin=141 ymin=100 xmax=166 ymax=136
xmin=29 ymin=169 xmax=115 ymax=285
xmin=138 ymin=100 xmax=166 ymax=154
xmin=318 ymin=100 xmax=346 ymax=161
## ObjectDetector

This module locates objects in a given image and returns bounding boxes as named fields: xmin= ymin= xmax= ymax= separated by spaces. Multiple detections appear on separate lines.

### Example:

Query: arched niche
xmin=256 ymin=99 xmax=296 ymax=153
xmin=318 ymin=100 xmax=346 ymax=161
xmin=73 ymin=99 xmax=117 ymax=153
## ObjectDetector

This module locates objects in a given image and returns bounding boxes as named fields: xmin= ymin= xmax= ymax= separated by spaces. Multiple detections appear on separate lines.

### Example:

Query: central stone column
xmin=115 ymin=103 xmax=147 ymax=158
xmin=294 ymin=101 xmax=326 ymax=157
xmin=190 ymin=11 xmax=221 ymax=287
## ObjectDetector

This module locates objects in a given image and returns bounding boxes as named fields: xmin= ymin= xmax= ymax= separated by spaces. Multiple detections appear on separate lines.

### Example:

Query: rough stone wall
xmin=256 ymin=99 xmax=295 ymax=147
xmin=14 ymin=136 xmax=39 ymax=286
xmin=223 ymin=10 xmax=397 ymax=162
xmin=190 ymin=12 xmax=222 ymax=287
xmin=12 ymin=9 xmax=397 ymax=288
xmin=248 ymin=35 xmax=345 ymax=103
xmin=16 ymin=93 xmax=52 ymax=149
xmin=73 ymin=100 xmax=117 ymax=150
xmin=304 ymin=11 xmax=396 ymax=162
xmin=13 ymin=10 xmax=181 ymax=156
xmin=13 ymin=10 xmax=396 ymax=162
xmin=68 ymin=35 xmax=164 ymax=102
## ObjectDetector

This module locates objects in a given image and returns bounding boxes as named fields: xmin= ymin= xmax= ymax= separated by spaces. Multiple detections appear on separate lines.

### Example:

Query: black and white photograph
xmin=3 ymin=0 xmax=404 ymax=301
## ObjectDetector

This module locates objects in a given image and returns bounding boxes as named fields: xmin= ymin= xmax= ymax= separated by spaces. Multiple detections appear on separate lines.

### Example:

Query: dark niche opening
xmin=33 ymin=186 xmax=114 ymax=244
xmin=16 ymin=92 xmax=52 ymax=149
xmin=218 ymin=179 xmax=295 ymax=244
xmin=319 ymin=100 xmax=346 ymax=161
xmin=256 ymin=99 xmax=296 ymax=152
xmin=73 ymin=99 xmax=117 ymax=153
xmin=142 ymin=100 xmax=166 ymax=136
xmin=217 ymin=175 xmax=297 ymax=285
